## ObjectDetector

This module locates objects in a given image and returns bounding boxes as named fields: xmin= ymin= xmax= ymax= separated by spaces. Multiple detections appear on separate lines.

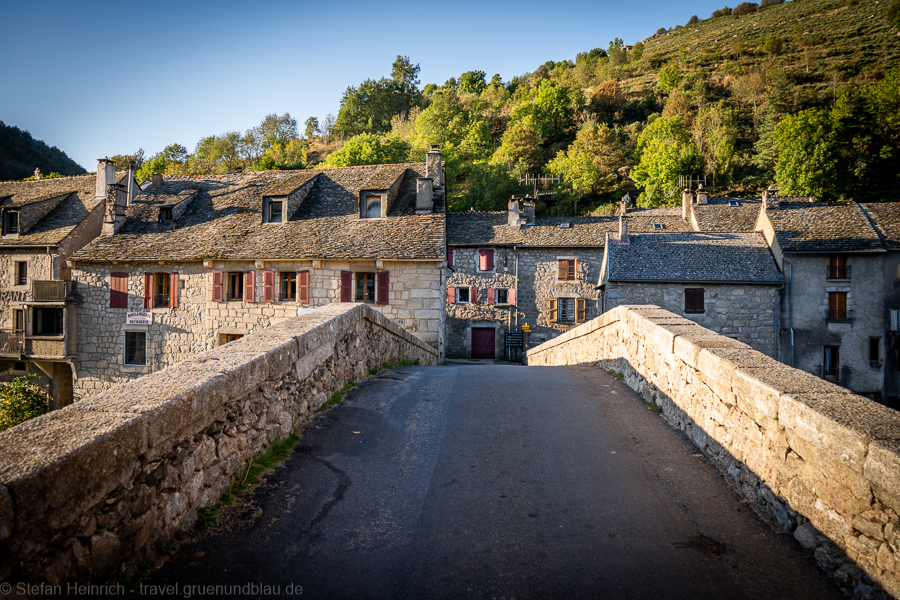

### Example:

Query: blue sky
xmin=2 ymin=0 xmax=727 ymax=171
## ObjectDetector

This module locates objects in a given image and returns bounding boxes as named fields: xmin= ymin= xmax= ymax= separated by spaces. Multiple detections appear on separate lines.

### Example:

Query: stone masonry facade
xmin=605 ymin=282 xmax=778 ymax=357
xmin=73 ymin=259 xmax=443 ymax=400
xmin=0 ymin=304 xmax=438 ymax=586
xmin=529 ymin=306 xmax=900 ymax=599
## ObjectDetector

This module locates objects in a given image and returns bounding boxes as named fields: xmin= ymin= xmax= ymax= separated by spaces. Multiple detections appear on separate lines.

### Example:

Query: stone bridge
xmin=0 ymin=304 xmax=897 ymax=599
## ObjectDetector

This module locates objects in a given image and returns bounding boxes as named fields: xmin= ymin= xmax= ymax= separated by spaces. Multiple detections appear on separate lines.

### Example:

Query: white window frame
xmin=264 ymin=198 xmax=284 ymax=223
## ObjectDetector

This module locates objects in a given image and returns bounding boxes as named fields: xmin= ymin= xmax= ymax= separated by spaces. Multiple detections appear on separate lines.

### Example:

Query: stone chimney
xmin=415 ymin=177 xmax=434 ymax=214
xmin=618 ymin=214 xmax=629 ymax=244
xmin=681 ymin=188 xmax=693 ymax=221
xmin=696 ymin=184 xmax=708 ymax=205
xmin=101 ymin=181 xmax=128 ymax=236
xmin=426 ymin=145 xmax=443 ymax=188
xmin=95 ymin=159 xmax=116 ymax=199
xmin=508 ymin=198 xmax=520 ymax=227
xmin=150 ymin=173 xmax=164 ymax=188
xmin=763 ymin=185 xmax=780 ymax=210
xmin=521 ymin=198 xmax=535 ymax=225
xmin=126 ymin=164 xmax=137 ymax=205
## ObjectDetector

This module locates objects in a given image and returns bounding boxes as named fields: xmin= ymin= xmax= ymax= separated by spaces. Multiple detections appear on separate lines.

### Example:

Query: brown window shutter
xmin=263 ymin=270 xmax=275 ymax=303
xmin=448 ymin=248 xmax=453 ymax=268
xmin=170 ymin=272 xmax=179 ymax=309
xmin=487 ymin=288 xmax=495 ymax=305
xmin=447 ymin=286 xmax=455 ymax=305
xmin=377 ymin=271 xmax=389 ymax=305
xmin=143 ymin=272 xmax=152 ymax=309
xmin=558 ymin=260 xmax=567 ymax=280
xmin=110 ymin=272 xmax=128 ymax=308
xmin=340 ymin=271 xmax=352 ymax=302
xmin=244 ymin=271 xmax=255 ymax=303
xmin=486 ymin=250 xmax=494 ymax=271
xmin=471 ymin=286 xmax=478 ymax=305
xmin=549 ymin=298 xmax=558 ymax=322
xmin=298 ymin=270 xmax=309 ymax=303
xmin=508 ymin=289 xmax=516 ymax=306
xmin=212 ymin=271 xmax=223 ymax=303
xmin=576 ymin=298 xmax=586 ymax=323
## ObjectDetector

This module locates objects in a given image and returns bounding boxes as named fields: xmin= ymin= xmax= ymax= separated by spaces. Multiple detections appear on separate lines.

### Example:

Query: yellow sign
xmin=521 ymin=325 xmax=531 ymax=332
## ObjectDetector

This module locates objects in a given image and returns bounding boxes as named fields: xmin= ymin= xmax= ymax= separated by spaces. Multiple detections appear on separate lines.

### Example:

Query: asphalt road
xmin=138 ymin=364 xmax=844 ymax=600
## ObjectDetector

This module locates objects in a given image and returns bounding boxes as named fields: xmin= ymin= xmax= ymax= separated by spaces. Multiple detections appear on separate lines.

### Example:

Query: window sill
xmin=684 ymin=311 xmax=705 ymax=315
xmin=27 ymin=335 xmax=65 ymax=340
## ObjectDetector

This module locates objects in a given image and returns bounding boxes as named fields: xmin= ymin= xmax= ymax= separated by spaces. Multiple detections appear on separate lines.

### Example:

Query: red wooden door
xmin=472 ymin=328 xmax=495 ymax=359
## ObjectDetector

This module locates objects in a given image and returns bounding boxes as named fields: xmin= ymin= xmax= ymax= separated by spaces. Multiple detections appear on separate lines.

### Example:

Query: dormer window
xmin=362 ymin=194 xmax=383 ymax=219
xmin=264 ymin=198 xmax=284 ymax=223
xmin=3 ymin=210 xmax=19 ymax=236
xmin=158 ymin=207 xmax=173 ymax=223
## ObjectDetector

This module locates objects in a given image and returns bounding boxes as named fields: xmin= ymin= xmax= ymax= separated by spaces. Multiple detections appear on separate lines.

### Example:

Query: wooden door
xmin=471 ymin=328 xmax=496 ymax=359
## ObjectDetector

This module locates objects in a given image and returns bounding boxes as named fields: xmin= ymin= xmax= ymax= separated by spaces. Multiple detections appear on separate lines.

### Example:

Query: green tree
xmin=460 ymin=161 xmax=523 ymax=211
xmin=693 ymin=101 xmax=738 ymax=185
xmin=887 ymin=0 xmax=900 ymax=28
xmin=491 ymin=116 xmax=544 ymax=173
xmin=321 ymin=133 xmax=410 ymax=167
xmin=304 ymin=117 xmax=320 ymax=139
xmin=632 ymin=116 xmax=704 ymax=205
xmin=412 ymin=89 xmax=473 ymax=152
xmin=256 ymin=113 xmax=299 ymax=151
xmin=658 ymin=65 xmax=681 ymax=93
xmin=773 ymin=108 xmax=842 ymax=199
xmin=548 ymin=121 xmax=627 ymax=195
xmin=0 ymin=375 xmax=49 ymax=431
xmin=459 ymin=70 xmax=487 ymax=94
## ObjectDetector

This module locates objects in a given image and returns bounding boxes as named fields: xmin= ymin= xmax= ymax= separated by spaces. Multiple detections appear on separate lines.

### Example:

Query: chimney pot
xmin=150 ymin=173 xmax=164 ymax=188
xmin=95 ymin=159 xmax=116 ymax=200
xmin=618 ymin=214 xmax=629 ymax=244
xmin=696 ymin=184 xmax=708 ymax=205
xmin=521 ymin=198 xmax=535 ymax=225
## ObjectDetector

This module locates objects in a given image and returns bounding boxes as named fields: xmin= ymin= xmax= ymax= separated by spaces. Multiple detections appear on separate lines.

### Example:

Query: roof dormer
xmin=359 ymin=165 xmax=407 ymax=219
xmin=261 ymin=172 xmax=319 ymax=223
xmin=0 ymin=192 xmax=72 ymax=237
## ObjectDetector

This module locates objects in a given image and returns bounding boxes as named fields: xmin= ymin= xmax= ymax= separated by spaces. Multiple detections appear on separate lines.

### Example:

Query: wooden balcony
xmin=31 ymin=280 xmax=73 ymax=302
xmin=25 ymin=337 xmax=69 ymax=358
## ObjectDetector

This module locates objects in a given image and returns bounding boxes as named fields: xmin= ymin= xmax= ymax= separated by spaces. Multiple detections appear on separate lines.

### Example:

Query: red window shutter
xmin=508 ymin=288 xmax=516 ymax=306
xmin=448 ymin=248 xmax=453 ymax=268
xmin=447 ymin=286 xmax=455 ymax=305
xmin=340 ymin=271 xmax=352 ymax=302
xmin=298 ymin=270 xmax=309 ymax=304
xmin=377 ymin=271 xmax=389 ymax=305
xmin=486 ymin=250 xmax=494 ymax=271
xmin=487 ymin=288 xmax=495 ymax=305
xmin=471 ymin=286 xmax=478 ymax=305
xmin=110 ymin=272 xmax=127 ymax=308
xmin=479 ymin=249 xmax=488 ymax=271
xmin=264 ymin=270 xmax=275 ymax=303
xmin=143 ymin=272 xmax=152 ymax=309
xmin=244 ymin=271 xmax=255 ymax=303
xmin=212 ymin=271 xmax=223 ymax=303
xmin=170 ymin=272 xmax=179 ymax=308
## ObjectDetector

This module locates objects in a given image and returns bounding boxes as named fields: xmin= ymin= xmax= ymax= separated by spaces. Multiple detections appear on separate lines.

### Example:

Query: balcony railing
xmin=32 ymin=280 xmax=72 ymax=302
xmin=825 ymin=309 xmax=854 ymax=322
xmin=826 ymin=266 xmax=851 ymax=280
xmin=0 ymin=330 xmax=24 ymax=356
xmin=820 ymin=365 xmax=850 ymax=387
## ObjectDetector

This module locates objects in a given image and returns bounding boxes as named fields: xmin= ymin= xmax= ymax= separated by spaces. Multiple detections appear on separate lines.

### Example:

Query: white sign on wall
xmin=126 ymin=312 xmax=152 ymax=325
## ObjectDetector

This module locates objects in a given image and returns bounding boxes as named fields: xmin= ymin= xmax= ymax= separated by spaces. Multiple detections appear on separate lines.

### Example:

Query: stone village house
xmin=68 ymin=150 xmax=446 ymax=401
xmin=0 ymin=162 xmax=136 ymax=407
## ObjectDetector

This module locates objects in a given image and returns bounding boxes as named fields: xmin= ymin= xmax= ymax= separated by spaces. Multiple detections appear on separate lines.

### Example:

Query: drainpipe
xmin=782 ymin=255 xmax=795 ymax=367
xmin=774 ymin=284 xmax=784 ymax=362
xmin=515 ymin=246 xmax=519 ymax=329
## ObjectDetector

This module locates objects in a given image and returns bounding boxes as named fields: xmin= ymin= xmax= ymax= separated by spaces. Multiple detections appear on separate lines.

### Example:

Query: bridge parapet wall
xmin=528 ymin=305 xmax=900 ymax=599
xmin=0 ymin=303 xmax=437 ymax=587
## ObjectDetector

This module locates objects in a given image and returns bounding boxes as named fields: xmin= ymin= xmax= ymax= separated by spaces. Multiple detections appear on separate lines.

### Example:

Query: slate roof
xmin=764 ymin=202 xmax=884 ymax=253
xmin=72 ymin=164 xmax=445 ymax=263
xmin=691 ymin=197 xmax=762 ymax=232
xmin=448 ymin=207 xmax=693 ymax=247
xmin=0 ymin=173 xmax=125 ymax=247
xmin=605 ymin=232 xmax=784 ymax=283
xmin=860 ymin=203 xmax=900 ymax=250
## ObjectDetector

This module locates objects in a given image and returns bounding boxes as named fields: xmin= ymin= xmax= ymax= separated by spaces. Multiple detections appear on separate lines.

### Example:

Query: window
xmin=823 ymin=346 xmax=840 ymax=382
xmin=154 ymin=273 xmax=170 ymax=308
xmin=110 ymin=272 xmax=128 ymax=308
xmin=227 ymin=272 xmax=243 ymax=301
xmin=457 ymin=287 xmax=470 ymax=304
xmin=652 ymin=223 xmax=665 ymax=230
xmin=728 ymin=200 xmax=740 ymax=207
xmin=549 ymin=298 xmax=586 ymax=323
xmin=827 ymin=292 xmax=849 ymax=321
xmin=356 ymin=273 xmax=376 ymax=303
xmin=3 ymin=210 xmax=19 ymax=236
xmin=158 ymin=207 xmax=173 ymax=223
xmin=892 ymin=309 xmax=900 ymax=333
xmin=362 ymin=195 xmax=382 ymax=219
xmin=220 ymin=333 xmax=244 ymax=345
xmin=870 ymin=337 xmax=881 ymax=365
xmin=125 ymin=331 xmax=146 ymax=366
xmin=478 ymin=249 xmax=494 ymax=272
xmin=33 ymin=307 xmax=63 ymax=336
xmin=280 ymin=272 xmax=297 ymax=300
xmin=15 ymin=261 xmax=27 ymax=286
xmin=265 ymin=199 xmax=283 ymax=223
xmin=685 ymin=288 xmax=705 ymax=314
xmin=496 ymin=289 xmax=508 ymax=305
xmin=558 ymin=298 xmax=576 ymax=321
xmin=558 ymin=259 xmax=576 ymax=281
xmin=828 ymin=256 xmax=849 ymax=280
xmin=13 ymin=309 xmax=23 ymax=332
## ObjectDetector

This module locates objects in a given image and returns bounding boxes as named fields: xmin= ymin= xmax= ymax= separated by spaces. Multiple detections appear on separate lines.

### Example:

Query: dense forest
xmin=116 ymin=0 xmax=900 ymax=214
xmin=0 ymin=122 xmax=87 ymax=181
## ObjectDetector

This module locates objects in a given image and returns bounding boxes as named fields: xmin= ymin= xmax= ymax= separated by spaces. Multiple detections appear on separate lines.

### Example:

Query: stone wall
xmin=604 ymin=282 xmax=778 ymax=357
xmin=0 ymin=303 xmax=438 ymax=586
xmin=528 ymin=305 xmax=900 ymax=599
xmin=72 ymin=259 xmax=443 ymax=400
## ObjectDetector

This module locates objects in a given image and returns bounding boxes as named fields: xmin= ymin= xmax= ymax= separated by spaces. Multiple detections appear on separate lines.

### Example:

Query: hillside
xmin=0 ymin=122 xmax=87 ymax=181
